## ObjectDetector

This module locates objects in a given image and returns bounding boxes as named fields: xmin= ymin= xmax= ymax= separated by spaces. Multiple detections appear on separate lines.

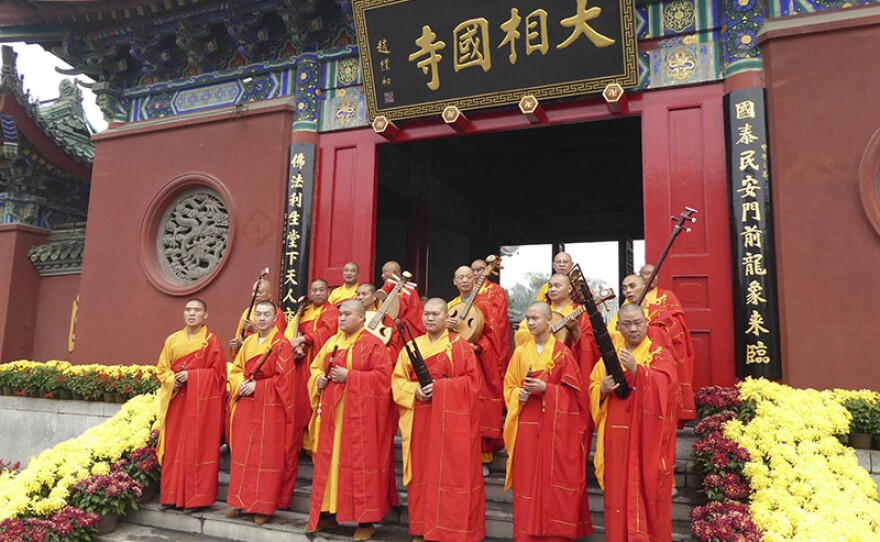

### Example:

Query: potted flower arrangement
xmin=66 ymin=370 xmax=104 ymax=401
xmin=844 ymin=397 xmax=873 ymax=449
xmin=66 ymin=471 xmax=143 ymax=534
xmin=113 ymin=434 xmax=161 ymax=503
xmin=0 ymin=506 xmax=100 ymax=541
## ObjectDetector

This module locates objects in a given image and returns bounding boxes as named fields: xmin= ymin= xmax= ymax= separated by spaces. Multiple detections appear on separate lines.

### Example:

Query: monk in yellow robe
xmin=306 ymin=300 xmax=397 ymax=542
xmin=640 ymin=264 xmax=696 ymax=422
xmin=225 ymin=301 xmax=299 ymax=525
xmin=504 ymin=302 xmax=592 ymax=542
xmin=229 ymin=278 xmax=287 ymax=358
xmin=328 ymin=261 xmax=360 ymax=306
xmin=534 ymin=252 xmax=574 ymax=302
xmin=393 ymin=298 xmax=485 ymax=542
xmin=514 ymin=273 xmax=600 ymax=376
xmin=590 ymin=304 xmax=679 ymax=542
xmin=155 ymin=298 xmax=227 ymax=511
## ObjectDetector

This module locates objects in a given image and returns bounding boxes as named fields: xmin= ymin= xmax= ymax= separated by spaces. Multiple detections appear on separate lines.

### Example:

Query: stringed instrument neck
xmin=367 ymin=274 xmax=409 ymax=329
xmin=550 ymin=305 xmax=586 ymax=333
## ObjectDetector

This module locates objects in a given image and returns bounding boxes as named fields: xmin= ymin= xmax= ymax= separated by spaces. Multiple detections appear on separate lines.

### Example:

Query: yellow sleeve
xmin=513 ymin=318 xmax=530 ymax=348
xmin=534 ymin=282 xmax=549 ymax=302
xmin=308 ymin=342 xmax=330 ymax=409
xmin=502 ymin=348 xmax=526 ymax=490
xmin=153 ymin=335 xmax=177 ymax=435
xmin=589 ymin=361 xmax=607 ymax=426
xmin=392 ymin=347 xmax=418 ymax=409
xmin=589 ymin=360 xmax=609 ymax=491
xmin=228 ymin=347 xmax=246 ymax=404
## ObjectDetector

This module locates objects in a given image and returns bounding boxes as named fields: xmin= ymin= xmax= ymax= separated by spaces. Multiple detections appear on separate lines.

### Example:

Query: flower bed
xmin=0 ymin=361 xmax=158 ymax=401
xmin=691 ymin=379 xmax=880 ymax=542
xmin=0 ymin=393 xmax=159 ymax=540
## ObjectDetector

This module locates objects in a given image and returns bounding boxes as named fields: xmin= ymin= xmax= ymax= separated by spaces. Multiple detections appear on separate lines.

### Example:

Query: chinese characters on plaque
xmin=353 ymin=0 xmax=637 ymax=120
xmin=279 ymin=144 xmax=315 ymax=322
xmin=725 ymin=88 xmax=781 ymax=379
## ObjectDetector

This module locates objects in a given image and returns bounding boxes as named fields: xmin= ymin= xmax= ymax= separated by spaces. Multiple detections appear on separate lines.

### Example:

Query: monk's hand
xmin=523 ymin=377 xmax=546 ymax=394
xmin=329 ymin=366 xmax=348 ymax=383
xmin=316 ymin=375 xmax=329 ymax=389
xmin=241 ymin=318 xmax=255 ymax=332
xmin=446 ymin=317 xmax=458 ymax=330
xmin=294 ymin=346 xmax=306 ymax=359
xmin=518 ymin=388 xmax=530 ymax=403
xmin=600 ymin=375 xmax=619 ymax=398
xmin=563 ymin=314 xmax=578 ymax=330
xmin=229 ymin=337 xmax=242 ymax=352
xmin=619 ymin=349 xmax=637 ymax=373
xmin=174 ymin=371 xmax=188 ymax=385
xmin=416 ymin=383 xmax=433 ymax=402
xmin=290 ymin=336 xmax=306 ymax=350
xmin=239 ymin=380 xmax=256 ymax=397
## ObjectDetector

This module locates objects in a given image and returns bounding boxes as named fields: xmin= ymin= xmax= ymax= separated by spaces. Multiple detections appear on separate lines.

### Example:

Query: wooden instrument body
xmin=448 ymin=302 xmax=485 ymax=343
xmin=549 ymin=311 xmax=582 ymax=346
xmin=364 ymin=311 xmax=393 ymax=345
xmin=374 ymin=290 xmax=400 ymax=320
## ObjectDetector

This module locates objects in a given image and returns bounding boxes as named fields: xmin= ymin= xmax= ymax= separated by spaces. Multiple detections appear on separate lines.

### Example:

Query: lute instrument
xmin=366 ymin=271 xmax=416 ymax=345
xmin=286 ymin=296 xmax=309 ymax=359
xmin=448 ymin=255 xmax=502 ymax=343
xmin=636 ymin=207 xmax=698 ymax=306
xmin=549 ymin=287 xmax=616 ymax=345
xmin=569 ymin=264 xmax=630 ymax=399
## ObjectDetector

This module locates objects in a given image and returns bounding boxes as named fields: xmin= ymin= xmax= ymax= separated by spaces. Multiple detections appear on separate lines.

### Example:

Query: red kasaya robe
xmin=448 ymin=288 xmax=506 ymax=455
xmin=227 ymin=329 xmax=299 ymax=515
xmin=306 ymin=329 xmax=398 ymax=528
xmin=383 ymin=279 xmax=426 ymax=335
xmin=503 ymin=335 xmax=592 ymax=542
xmin=285 ymin=302 xmax=339 ymax=432
xmin=392 ymin=331 xmax=485 ymax=542
xmin=589 ymin=336 xmax=679 ymax=542
xmin=643 ymin=287 xmax=696 ymax=423
xmin=155 ymin=326 xmax=227 ymax=508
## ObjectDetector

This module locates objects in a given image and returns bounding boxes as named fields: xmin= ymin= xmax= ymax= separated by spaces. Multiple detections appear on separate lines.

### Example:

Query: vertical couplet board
xmin=279 ymin=143 xmax=316 ymax=320
xmin=724 ymin=88 xmax=781 ymax=379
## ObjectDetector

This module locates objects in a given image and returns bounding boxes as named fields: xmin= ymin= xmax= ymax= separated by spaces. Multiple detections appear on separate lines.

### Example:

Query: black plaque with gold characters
xmin=354 ymin=0 xmax=638 ymax=121
xmin=724 ymin=87 xmax=781 ymax=380
xmin=279 ymin=143 xmax=315 ymax=322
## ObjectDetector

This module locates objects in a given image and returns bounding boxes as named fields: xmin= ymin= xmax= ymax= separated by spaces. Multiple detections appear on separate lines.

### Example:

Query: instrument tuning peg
xmin=685 ymin=227 xmax=692 ymax=233
xmin=402 ymin=270 xmax=413 ymax=279
xmin=690 ymin=217 xmax=697 ymax=223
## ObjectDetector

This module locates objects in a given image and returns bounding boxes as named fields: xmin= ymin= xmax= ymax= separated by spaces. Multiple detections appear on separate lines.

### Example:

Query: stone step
xmin=123 ymin=501 xmax=691 ymax=542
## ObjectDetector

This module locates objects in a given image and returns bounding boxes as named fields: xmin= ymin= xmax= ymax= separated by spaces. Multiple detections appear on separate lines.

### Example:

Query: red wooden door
xmin=641 ymin=86 xmax=736 ymax=388
xmin=311 ymin=131 xmax=379 ymax=284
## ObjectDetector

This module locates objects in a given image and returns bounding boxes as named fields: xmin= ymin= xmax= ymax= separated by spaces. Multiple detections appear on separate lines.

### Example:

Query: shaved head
xmin=423 ymin=297 xmax=449 ymax=336
xmin=424 ymin=297 xmax=448 ymax=313
xmin=552 ymin=252 xmax=574 ymax=274
xmin=618 ymin=303 xmax=643 ymax=319
xmin=453 ymin=265 xmax=475 ymax=295
xmin=527 ymin=301 xmax=552 ymax=318
xmin=382 ymin=260 xmax=402 ymax=280
xmin=639 ymin=264 xmax=658 ymax=288
xmin=621 ymin=274 xmax=646 ymax=304
xmin=340 ymin=299 xmax=365 ymax=316
xmin=617 ymin=303 xmax=649 ymax=346
xmin=311 ymin=278 xmax=330 ymax=289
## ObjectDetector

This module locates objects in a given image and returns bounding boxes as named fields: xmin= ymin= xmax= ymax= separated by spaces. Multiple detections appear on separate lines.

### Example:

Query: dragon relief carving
xmin=159 ymin=188 xmax=229 ymax=283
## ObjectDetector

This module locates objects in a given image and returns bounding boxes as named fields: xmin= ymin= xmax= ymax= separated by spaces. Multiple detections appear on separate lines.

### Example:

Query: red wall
xmin=761 ymin=6 xmax=880 ymax=389
xmin=313 ymin=84 xmax=735 ymax=388
xmin=74 ymin=99 xmax=296 ymax=364
xmin=31 ymin=274 xmax=79 ymax=361
xmin=0 ymin=225 xmax=48 ymax=362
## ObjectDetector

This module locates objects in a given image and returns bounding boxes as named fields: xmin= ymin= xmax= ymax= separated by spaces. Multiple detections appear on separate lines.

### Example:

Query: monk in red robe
xmin=447 ymin=265 xmax=506 ymax=472
xmin=590 ymin=304 xmax=679 ymax=542
xmin=639 ymin=264 xmax=696 ymax=422
xmin=225 ymin=301 xmax=299 ymax=525
xmin=514 ymin=273 xmax=599 ymax=376
xmin=287 ymin=278 xmax=339 ymax=443
xmin=356 ymin=283 xmax=403 ymax=361
xmin=504 ymin=302 xmax=592 ymax=542
xmin=392 ymin=298 xmax=485 ymax=542
xmin=470 ymin=258 xmax=511 ymax=366
xmin=381 ymin=260 xmax=425 ymax=335
xmin=155 ymin=298 xmax=227 ymax=511
xmin=306 ymin=300 xmax=397 ymax=541
xmin=229 ymin=278 xmax=287 ymax=358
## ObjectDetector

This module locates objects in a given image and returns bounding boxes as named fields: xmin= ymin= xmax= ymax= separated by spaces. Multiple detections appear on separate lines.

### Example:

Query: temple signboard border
xmin=354 ymin=0 xmax=639 ymax=121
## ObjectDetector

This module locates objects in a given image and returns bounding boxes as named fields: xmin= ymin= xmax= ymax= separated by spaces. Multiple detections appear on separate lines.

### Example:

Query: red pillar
xmin=0 ymin=224 xmax=49 ymax=363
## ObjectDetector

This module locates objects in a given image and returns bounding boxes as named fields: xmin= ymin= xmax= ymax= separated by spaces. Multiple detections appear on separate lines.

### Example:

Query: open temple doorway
xmin=373 ymin=116 xmax=644 ymax=317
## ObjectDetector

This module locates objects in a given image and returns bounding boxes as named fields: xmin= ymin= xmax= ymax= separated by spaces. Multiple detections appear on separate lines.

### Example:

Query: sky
xmin=9 ymin=42 xmax=109 ymax=133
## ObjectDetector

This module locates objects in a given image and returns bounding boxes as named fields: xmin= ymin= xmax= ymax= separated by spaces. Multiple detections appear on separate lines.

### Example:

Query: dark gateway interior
xmin=374 ymin=116 xmax=644 ymax=300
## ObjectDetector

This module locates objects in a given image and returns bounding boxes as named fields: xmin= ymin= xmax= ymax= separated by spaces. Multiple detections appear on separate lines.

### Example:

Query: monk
xmin=447 ymin=265 xmax=506 ymax=474
xmin=356 ymin=283 xmax=403 ymax=360
xmin=155 ymin=298 xmax=226 ymax=511
xmin=225 ymin=300 xmax=299 ymax=525
xmin=639 ymin=264 xmax=696 ymax=422
xmin=328 ymin=261 xmax=360 ymax=306
xmin=535 ymin=252 xmax=574 ymax=301
xmin=306 ymin=300 xmax=397 ymax=541
xmin=504 ymin=302 xmax=592 ymax=542
xmin=514 ymin=273 xmax=599 ymax=375
xmin=470 ymin=258 xmax=511 ymax=365
xmin=589 ymin=304 xmax=679 ymax=542
xmin=229 ymin=278 xmax=287 ymax=358
xmin=392 ymin=298 xmax=485 ymax=542
xmin=287 ymin=278 xmax=339 ymax=443
xmin=381 ymin=260 xmax=425 ymax=335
